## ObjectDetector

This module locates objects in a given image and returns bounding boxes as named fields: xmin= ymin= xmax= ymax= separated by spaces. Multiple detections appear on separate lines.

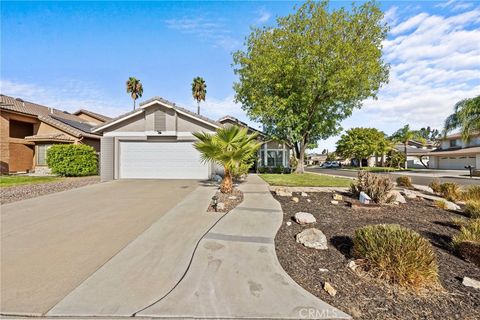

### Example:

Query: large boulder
xmin=275 ymin=188 xmax=292 ymax=197
xmin=296 ymin=228 xmax=328 ymax=250
xmin=294 ymin=212 xmax=316 ymax=225
xmin=389 ymin=190 xmax=406 ymax=204
xmin=402 ymin=189 xmax=417 ymax=199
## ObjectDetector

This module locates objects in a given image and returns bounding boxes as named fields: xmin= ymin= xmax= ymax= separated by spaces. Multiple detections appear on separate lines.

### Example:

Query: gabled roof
xmin=93 ymin=96 xmax=221 ymax=133
xmin=0 ymin=94 xmax=106 ymax=139
xmin=218 ymin=115 xmax=266 ymax=137
xmin=73 ymin=109 xmax=112 ymax=122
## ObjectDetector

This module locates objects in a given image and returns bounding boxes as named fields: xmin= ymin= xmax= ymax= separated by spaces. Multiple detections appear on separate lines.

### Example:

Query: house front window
xmin=450 ymin=139 xmax=458 ymax=148
xmin=36 ymin=144 xmax=52 ymax=166
xmin=267 ymin=150 xmax=284 ymax=167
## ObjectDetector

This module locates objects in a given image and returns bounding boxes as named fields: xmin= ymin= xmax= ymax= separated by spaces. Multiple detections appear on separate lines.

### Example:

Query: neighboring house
xmin=94 ymin=97 xmax=291 ymax=181
xmin=0 ymin=94 xmax=111 ymax=174
xmin=428 ymin=132 xmax=480 ymax=170
xmin=306 ymin=153 xmax=327 ymax=166
xmin=218 ymin=115 xmax=290 ymax=170
xmin=394 ymin=140 xmax=437 ymax=169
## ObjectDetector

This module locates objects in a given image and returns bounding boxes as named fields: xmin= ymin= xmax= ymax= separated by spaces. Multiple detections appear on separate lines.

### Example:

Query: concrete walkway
xmin=138 ymin=175 xmax=350 ymax=319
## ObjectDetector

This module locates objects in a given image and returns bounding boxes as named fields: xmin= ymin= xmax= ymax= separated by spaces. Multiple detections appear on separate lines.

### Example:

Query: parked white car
xmin=320 ymin=161 xmax=340 ymax=168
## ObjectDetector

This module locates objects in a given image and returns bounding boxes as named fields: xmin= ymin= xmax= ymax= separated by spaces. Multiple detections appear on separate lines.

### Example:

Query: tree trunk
xmin=197 ymin=101 xmax=200 ymax=115
xmin=294 ymin=142 xmax=306 ymax=174
xmin=359 ymin=158 xmax=362 ymax=168
xmin=220 ymin=168 xmax=233 ymax=193
xmin=404 ymin=142 xmax=408 ymax=169
xmin=133 ymin=99 xmax=136 ymax=111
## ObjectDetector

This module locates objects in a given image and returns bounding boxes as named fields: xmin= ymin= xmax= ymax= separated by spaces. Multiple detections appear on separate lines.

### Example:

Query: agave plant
xmin=193 ymin=125 xmax=262 ymax=193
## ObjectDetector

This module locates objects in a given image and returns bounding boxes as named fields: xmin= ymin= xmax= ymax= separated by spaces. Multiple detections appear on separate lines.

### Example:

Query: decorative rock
xmin=331 ymin=200 xmax=339 ymax=205
xmin=291 ymin=197 xmax=299 ymax=203
xmin=414 ymin=185 xmax=434 ymax=194
xmin=444 ymin=200 xmax=461 ymax=211
xmin=294 ymin=212 xmax=316 ymax=225
xmin=359 ymin=192 xmax=371 ymax=204
xmin=462 ymin=277 xmax=480 ymax=289
xmin=318 ymin=268 xmax=329 ymax=272
xmin=402 ymin=189 xmax=417 ymax=199
xmin=307 ymin=199 xmax=312 ymax=203
xmin=286 ymin=221 xmax=292 ymax=226
xmin=301 ymin=192 xmax=308 ymax=197
xmin=296 ymin=228 xmax=327 ymax=250
xmin=275 ymin=188 xmax=292 ymax=197
xmin=228 ymin=196 xmax=237 ymax=200
xmin=217 ymin=202 xmax=225 ymax=211
xmin=323 ymin=282 xmax=337 ymax=296
xmin=389 ymin=190 xmax=406 ymax=204
xmin=333 ymin=194 xmax=343 ymax=201
xmin=212 ymin=174 xmax=222 ymax=182
xmin=347 ymin=260 xmax=358 ymax=271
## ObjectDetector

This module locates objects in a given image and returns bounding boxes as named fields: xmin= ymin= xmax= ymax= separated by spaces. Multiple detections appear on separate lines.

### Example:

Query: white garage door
xmin=119 ymin=141 xmax=209 ymax=179
xmin=438 ymin=156 xmax=476 ymax=170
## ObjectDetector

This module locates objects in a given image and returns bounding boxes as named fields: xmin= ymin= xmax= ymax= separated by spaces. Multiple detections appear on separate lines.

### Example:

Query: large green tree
xmin=233 ymin=0 xmax=389 ymax=173
xmin=126 ymin=77 xmax=143 ymax=110
xmin=444 ymin=95 xmax=480 ymax=142
xmin=390 ymin=125 xmax=425 ymax=169
xmin=191 ymin=76 xmax=207 ymax=115
xmin=336 ymin=128 xmax=387 ymax=168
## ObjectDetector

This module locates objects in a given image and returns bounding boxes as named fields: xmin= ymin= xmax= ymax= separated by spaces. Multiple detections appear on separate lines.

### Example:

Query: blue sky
xmin=2 ymin=0 xmax=479 ymax=152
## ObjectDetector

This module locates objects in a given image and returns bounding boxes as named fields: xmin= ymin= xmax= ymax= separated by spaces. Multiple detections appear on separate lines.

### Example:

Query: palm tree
xmin=126 ymin=77 xmax=143 ymax=110
xmin=390 ymin=125 xmax=425 ymax=169
xmin=191 ymin=77 xmax=207 ymax=115
xmin=444 ymin=96 xmax=480 ymax=142
xmin=193 ymin=126 xmax=262 ymax=193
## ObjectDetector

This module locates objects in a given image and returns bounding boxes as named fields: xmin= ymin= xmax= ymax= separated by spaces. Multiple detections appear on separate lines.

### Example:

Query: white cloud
xmin=165 ymin=17 xmax=240 ymax=51
xmin=255 ymin=8 xmax=271 ymax=24
xmin=0 ymin=79 xmax=129 ymax=117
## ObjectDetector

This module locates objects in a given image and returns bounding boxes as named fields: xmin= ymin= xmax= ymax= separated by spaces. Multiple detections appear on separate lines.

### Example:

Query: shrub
xmin=434 ymin=199 xmax=448 ymax=210
xmin=429 ymin=179 xmax=441 ymax=194
xmin=461 ymin=185 xmax=480 ymax=202
xmin=257 ymin=167 xmax=267 ymax=174
xmin=274 ymin=165 xmax=284 ymax=174
xmin=46 ymin=144 xmax=98 ymax=177
xmin=351 ymin=171 xmax=395 ymax=204
xmin=450 ymin=216 xmax=468 ymax=228
xmin=452 ymin=219 xmax=480 ymax=248
xmin=396 ymin=176 xmax=413 ymax=188
xmin=465 ymin=200 xmax=480 ymax=219
xmin=353 ymin=224 xmax=439 ymax=290
xmin=439 ymin=182 xmax=461 ymax=201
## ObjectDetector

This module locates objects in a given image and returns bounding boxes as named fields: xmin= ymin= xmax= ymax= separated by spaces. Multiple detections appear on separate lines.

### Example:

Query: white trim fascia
xmin=104 ymin=131 xmax=148 ymax=137
xmin=103 ymin=131 xmax=204 ymax=138
xmin=92 ymin=110 xmax=144 ymax=133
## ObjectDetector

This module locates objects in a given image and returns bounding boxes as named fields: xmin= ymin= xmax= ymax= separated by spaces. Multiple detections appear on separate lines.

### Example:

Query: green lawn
xmin=259 ymin=173 xmax=352 ymax=187
xmin=342 ymin=166 xmax=415 ymax=173
xmin=0 ymin=176 xmax=60 ymax=187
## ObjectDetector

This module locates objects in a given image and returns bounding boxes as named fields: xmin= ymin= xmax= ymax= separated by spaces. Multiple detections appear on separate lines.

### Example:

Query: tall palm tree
xmin=126 ymin=77 xmax=143 ymax=110
xmin=444 ymin=96 xmax=480 ymax=142
xmin=391 ymin=125 xmax=425 ymax=169
xmin=191 ymin=77 xmax=207 ymax=115
xmin=193 ymin=126 xmax=261 ymax=193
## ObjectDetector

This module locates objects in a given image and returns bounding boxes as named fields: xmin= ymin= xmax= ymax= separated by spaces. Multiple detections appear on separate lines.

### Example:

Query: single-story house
xmin=428 ymin=132 xmax=480 ymax=170
xmin=93 ymin=97 xmax=290 ymax=181
xmin=0 ymin=94 xmax=111 ymax=174
xmin=306 ymin=153 xmax=327 ymax=166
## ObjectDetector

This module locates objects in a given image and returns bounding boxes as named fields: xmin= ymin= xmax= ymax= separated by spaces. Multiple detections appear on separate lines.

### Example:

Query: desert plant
xmin=452 ymin=219 xmax=480 ymax=248
xmin=353 ymin=224 xmax=439 ymax=290
xmin=429 ymin=179 xmax=441 ymax=194
xmin=434 ymin=199 xmax=448 ymax=210
xmin=464 ymin=200 xmax=480 ymax=219
xmin=193 ymin=125 xmax=262 ymax=193
xmin=396 ymin=176 xmax=413 ymax=188
xmin=351 ymin=171 xmax=395 ymax=204
xmin=450 ymin=216 xmax=468 ymax=228
xmin=46 ymin=144 xmax=98 ymax=177
xmin=461 ymin=185 xmax=480 ymax=202
xmin=439 ymin=182 xmax=461 ymax=201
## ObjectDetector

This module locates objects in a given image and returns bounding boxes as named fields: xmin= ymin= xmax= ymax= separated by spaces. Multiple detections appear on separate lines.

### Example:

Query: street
xmin=306 ymin=167 xmax=480 ymax=186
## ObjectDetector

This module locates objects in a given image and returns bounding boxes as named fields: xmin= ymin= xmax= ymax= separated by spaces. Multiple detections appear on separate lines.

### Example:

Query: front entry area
xmin=119 ymin=141 xmax=209 ymax=179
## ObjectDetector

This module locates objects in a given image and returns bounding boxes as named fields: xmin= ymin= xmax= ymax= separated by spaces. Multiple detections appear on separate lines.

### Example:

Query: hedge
xmin=46 ymin=144 xmax=98 ymax=177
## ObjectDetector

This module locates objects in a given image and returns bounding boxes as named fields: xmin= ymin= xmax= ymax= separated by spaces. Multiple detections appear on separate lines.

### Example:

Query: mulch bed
xmin=207 ymin=188 xmax=244 ymax=213
xmin=0 ymin=176 xmax=100 ymax=204
xmin=274 ymin=191 xmax=480 ymax=320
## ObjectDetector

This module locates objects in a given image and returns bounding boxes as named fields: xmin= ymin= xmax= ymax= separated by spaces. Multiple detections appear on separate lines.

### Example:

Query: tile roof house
xmin=0 ymin=94 xmax=111 ymax=174
xmin=428 ymin=132 xmax=480 ymax=170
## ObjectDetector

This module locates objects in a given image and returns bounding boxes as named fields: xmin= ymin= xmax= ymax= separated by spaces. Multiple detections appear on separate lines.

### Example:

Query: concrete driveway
xmin=0 ymin=179 xmax=205 ymax=315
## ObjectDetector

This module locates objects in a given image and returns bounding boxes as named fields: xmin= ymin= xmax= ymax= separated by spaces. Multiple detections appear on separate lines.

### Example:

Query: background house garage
xmin=119 ymin=141 xmax=209 ymax=179
xmin=438 ymin=156 xmax=476 ymax=170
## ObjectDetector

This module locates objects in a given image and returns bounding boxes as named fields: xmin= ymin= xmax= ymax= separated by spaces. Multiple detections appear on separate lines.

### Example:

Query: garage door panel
xmin=119 ymin=141 xmax=209 ymax=179
xmin=439 ymin=156 xmax=476 ymax=170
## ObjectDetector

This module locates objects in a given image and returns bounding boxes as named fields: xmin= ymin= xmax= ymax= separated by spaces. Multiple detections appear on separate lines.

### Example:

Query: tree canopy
xmin=444 ymin=95 xmax=480 ymax=142
xmin=336 ymin=127 xmax=387 ymax=167
xmin=126 ymin=77 xmax=143 ymax=110
xmin=191 ymin=76 xmax=207 ymax=115
xmin=233 ymin=0 xmax=389 ymax=173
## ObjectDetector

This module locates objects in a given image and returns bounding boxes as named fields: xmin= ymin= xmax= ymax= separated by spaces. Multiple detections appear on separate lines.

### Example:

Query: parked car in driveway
xmin=320 ymin=161 xmax=340 ymax=168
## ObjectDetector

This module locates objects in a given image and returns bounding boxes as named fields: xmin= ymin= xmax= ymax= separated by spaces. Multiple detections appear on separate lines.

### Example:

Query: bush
xmin=257 ymin=167 xmax=267 ymax=174
xmin=396 ymin=176 xmax=413 ymax=188
xmin=46 ymin=144 xmax=98 ymax=177
xmin=429 ymin=179 xmax=441 ymax=194
xmin=434 ymin=199 xmax=448 ymax=210
xmin=452 ymin=219 xmax=480 ymax=249
xmin=439 ymin=182 xmax=461 ymax=201
xmin=351 ymin=171 xmax=395 ymax=204
xmin=353 ymin=224 xmax=439 ymax=290
xmin=461 ymin=185 xmax=480 ymax=202
xmin=274 ymin=165 xmax=284 ymax=174
xmin=465 ymin=200 xmax=480 ymax=219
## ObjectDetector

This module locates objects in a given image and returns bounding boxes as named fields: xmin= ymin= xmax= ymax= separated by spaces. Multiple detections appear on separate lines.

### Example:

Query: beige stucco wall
xmin=107 ymin=113 xmax=146 ymax=132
